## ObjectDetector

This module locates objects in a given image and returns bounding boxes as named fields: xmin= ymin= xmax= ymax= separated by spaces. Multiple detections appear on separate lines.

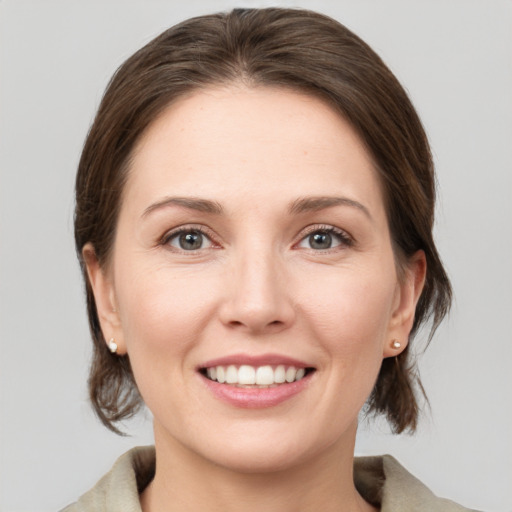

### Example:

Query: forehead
xmin=125 ymin=85 xmax=385 ymax=218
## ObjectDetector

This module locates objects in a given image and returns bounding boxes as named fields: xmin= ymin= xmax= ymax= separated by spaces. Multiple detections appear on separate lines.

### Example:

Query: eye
xmin=164 ymin=228 xmax=214 ymax=251
xmin=297 ymin=227 xmax=352 ymax=251
xmin=307 ymin=231 xmax=336 ymax=250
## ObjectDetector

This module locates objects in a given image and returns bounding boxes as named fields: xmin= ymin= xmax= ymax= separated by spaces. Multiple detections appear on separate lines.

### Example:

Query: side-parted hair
xmin=75 ymin=7 xmax=451 ymax=434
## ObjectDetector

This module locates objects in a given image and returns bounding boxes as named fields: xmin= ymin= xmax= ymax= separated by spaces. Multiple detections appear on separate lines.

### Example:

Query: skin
xmin=84 ymin=86 xmax=426 ymax=512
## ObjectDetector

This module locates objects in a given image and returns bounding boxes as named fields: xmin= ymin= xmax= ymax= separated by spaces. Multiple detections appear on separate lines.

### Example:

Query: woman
xmin=65 ymin=8 xmax=476 ymax=511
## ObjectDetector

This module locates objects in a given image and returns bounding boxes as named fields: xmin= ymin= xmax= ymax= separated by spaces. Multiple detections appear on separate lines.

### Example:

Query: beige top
xmin=61 ymin=446 xmax=478 ymax=512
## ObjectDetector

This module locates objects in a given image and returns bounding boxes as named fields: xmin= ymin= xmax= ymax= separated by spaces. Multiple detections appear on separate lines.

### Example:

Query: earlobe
xmin=383 ymin=250 xmax=426 ymax=358
xmin=82 ymin=243 xmax=125 ymax=354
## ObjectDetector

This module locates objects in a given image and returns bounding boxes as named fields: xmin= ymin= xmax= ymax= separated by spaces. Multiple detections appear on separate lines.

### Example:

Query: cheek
xmin=301 ymin=266 xmax=396 ymax=347
xmin=111 ymin=262 xmax=220 ymax=417
xmin=296 ymin=260 xmax=397 ymax=405
xmin=114 ymin=261 xmax=218 ymax=359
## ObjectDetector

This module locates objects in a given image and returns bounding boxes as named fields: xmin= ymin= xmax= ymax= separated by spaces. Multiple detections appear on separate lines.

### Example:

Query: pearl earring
xmin=392 ymin=339 xmax=401 ymax=349
xmin=108 ymin=338 xmax=118 ymax=353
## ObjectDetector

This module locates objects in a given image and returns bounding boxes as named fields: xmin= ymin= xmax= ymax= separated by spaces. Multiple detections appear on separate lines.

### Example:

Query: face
xmin=87 ymin=86 xmax=424 ymax=473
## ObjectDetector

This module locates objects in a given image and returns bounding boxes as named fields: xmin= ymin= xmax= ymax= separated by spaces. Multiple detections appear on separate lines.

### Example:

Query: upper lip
xmin=198 ymin=353 xmax=313 ymax=370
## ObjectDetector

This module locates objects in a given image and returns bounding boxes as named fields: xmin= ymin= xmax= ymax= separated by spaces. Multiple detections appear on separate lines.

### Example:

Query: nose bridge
xmin=221 ymin=236 xmax=294 ymax=332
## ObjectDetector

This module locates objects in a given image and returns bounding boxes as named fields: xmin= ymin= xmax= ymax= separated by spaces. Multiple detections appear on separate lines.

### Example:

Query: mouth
xmin=197 ymin=354 xmax=316 ymax=408
xmin=199 ymin=364 xmax=316 ymax=388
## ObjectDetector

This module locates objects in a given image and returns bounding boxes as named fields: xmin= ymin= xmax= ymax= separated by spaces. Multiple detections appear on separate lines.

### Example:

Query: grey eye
xmin=309 ymin=232 xmax=333 ymax=250
xmin=168 ymin=230 xmax=209 ymax=250
xmin=297 ymin=228 xmax=349 ymax=251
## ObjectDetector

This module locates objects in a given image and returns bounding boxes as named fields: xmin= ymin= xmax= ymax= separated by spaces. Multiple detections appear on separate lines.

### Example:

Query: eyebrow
xmin=142 ymin=197 xmax=224 ymax=218
xmin=289 ymin=196 xmax=372 ymax=219
xmin=142 ymin=195 xmax=371 ymax=220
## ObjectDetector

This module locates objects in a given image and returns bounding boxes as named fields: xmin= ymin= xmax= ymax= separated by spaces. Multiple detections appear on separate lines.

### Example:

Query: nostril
xmin=220 ymin=296 xmax=295 ymax=333
xmin=226 ymin=318 xmax=286 ymax=332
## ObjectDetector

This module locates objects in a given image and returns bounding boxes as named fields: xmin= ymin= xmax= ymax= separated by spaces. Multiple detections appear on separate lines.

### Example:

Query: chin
xmin=183 ymin=419 xmax=345 ymax=475
xmin=202 ymin=441 xmax=312 ymax=474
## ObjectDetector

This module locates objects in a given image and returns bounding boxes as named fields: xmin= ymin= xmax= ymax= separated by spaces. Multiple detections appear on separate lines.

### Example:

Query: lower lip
xmin=200 ymin=373 xmax=313 ymax=408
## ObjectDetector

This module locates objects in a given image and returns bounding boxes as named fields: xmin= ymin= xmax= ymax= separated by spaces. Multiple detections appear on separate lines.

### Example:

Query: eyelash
xmin=160 ymin=225 xmax=218 ymax=252
xmin=159 ymin=224 xmax=354 ymax=252
xmin=295 ymin=224 xmax=354 ymax=251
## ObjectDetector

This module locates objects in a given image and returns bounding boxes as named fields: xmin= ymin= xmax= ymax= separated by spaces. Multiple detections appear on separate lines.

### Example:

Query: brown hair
xmin=75 ymin=7 xmax=451 ymax=434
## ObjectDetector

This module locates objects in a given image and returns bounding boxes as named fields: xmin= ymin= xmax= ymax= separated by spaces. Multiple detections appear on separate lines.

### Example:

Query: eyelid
xmin=294 ymin=224 xmax=354 ymax=250
xmin=160 ymin=224 xmax=221 ymax=250
xmin=159 ymin=223 xmax=353 ymax=252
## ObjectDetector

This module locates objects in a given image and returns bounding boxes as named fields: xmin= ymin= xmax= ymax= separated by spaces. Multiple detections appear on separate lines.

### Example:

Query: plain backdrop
xmin=1 ymin=1 xmax=511 ymax=511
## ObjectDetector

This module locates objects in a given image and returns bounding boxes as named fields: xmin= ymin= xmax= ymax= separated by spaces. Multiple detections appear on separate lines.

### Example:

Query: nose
xmin=219 ymin=248 xmax=296 ymax=335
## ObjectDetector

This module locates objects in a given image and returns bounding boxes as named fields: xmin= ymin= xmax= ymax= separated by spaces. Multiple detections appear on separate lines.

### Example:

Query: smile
xmin=201 ymin=364 xmax=313 ymax=387
xmin=198 ymin=355 xmax=316 ymax=408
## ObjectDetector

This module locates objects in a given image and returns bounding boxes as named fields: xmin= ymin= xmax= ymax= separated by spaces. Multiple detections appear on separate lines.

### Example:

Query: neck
xmin=141 ymin=422 xmax=377 ymax=512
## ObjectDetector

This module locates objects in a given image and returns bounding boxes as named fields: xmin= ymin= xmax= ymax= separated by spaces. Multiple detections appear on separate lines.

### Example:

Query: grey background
xmin=1 ymin=1 xmax=511 ymax=511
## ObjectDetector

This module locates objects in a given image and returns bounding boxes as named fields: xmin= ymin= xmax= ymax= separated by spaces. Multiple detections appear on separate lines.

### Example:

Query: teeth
xmin=204 ymin=364 xmax=309 ymax=386
xmin=216 ymin=366 xmax=226 ymax=383
xmin=274 ymin=365 xmax=286 ymax=383
xmin=255 ymin=365 xmax=274 ymax=385
xmin=238 ymin=365 xmax=256 ymax=385
xmin=285 ymin=367 xmax=296 ymax=383
xmin=226 ymin=365 xmax=238 ymax=384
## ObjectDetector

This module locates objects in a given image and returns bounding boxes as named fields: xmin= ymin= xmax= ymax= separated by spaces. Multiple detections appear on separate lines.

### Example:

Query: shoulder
xmin=60 ymin=446 xmax=155 ymax=512
xmin=62 ymin=448 xmax=479 ymax=512
xmin=354 ymin=454 xmax=481 ymax=512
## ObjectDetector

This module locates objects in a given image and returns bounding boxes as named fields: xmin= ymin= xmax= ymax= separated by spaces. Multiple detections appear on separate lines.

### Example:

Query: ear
xmin=383 ymin=250 xmax=427 ymax=358
xmin=82 ymin=243 xmax=126 ymax=354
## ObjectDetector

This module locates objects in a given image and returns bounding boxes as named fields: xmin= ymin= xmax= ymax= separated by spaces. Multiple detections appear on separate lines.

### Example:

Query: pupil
xmin=310 ymin=232 xmax=331 ymax=249
xmin=179 ymin=231 xmax=202 ymax=250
